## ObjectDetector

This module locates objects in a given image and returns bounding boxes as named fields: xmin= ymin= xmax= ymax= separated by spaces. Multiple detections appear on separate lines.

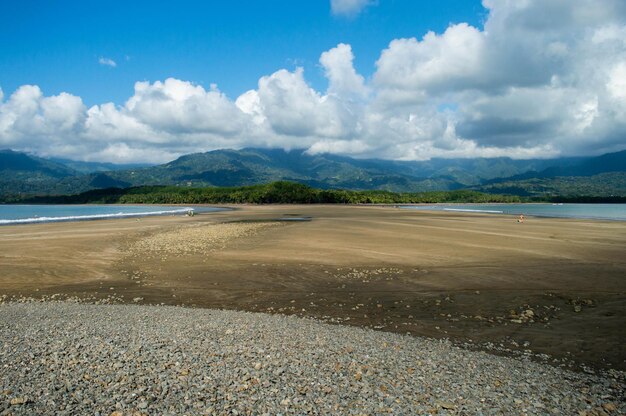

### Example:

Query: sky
xmin=1 ymin=0 xmax=625 ymax=163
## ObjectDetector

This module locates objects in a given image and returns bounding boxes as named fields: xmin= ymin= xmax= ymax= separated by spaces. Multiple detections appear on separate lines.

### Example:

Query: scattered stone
xmin=128 ymin=222 xmax=281 ymax=257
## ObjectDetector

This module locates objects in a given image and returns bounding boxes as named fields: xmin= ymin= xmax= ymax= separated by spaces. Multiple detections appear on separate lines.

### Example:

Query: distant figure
xmin=518 ymin=214 xmax=524 ymax=223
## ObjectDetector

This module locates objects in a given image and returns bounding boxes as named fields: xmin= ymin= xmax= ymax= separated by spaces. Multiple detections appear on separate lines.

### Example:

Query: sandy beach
xmin=1 ymin=205 xmax=625 ymax=370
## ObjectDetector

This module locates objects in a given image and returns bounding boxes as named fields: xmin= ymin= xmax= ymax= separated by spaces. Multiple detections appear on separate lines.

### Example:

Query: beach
xmin=1 ymin=204 xmax=625 ymax=372
xmin=1 ymin=204 xmax=625 ymax=414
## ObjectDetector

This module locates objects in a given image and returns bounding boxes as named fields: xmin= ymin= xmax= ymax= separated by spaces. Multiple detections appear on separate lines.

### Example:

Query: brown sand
xmin=1 ymin=205 xmax=625 ymax=370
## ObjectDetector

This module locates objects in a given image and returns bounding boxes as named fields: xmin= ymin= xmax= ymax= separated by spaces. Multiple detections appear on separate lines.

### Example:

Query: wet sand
xmin=1 ymin=205 xmax=625 ymax=370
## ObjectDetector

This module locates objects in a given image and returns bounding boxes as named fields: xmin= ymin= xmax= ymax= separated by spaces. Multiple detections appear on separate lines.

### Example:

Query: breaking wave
xmin=443 ymin=208 xmax=504 ymax=214
xmin=0 ymin=207 xmax=194 ymax=225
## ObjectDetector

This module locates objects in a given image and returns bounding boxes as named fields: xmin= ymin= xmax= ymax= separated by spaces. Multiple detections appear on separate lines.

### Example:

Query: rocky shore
xmin=1 ymin=302 xmax=623 ymax=415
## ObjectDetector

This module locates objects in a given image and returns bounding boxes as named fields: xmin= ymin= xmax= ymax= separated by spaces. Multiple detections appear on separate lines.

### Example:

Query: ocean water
xmin=0 ymin=204 xmax=225 ymax=225
xmin=401 ymin=203 xmax=626 ymax=221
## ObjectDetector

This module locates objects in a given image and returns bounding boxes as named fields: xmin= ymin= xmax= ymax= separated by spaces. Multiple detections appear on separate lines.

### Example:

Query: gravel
xmin=0 ymin=302 xmax=623 ymax=415
xmin=128 ymin=222 xmax=281 ymax=257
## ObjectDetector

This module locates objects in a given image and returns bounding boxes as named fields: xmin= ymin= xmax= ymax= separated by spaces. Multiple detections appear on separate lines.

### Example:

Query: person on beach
xmin=518 ymin=214 xmax=524 ymax=223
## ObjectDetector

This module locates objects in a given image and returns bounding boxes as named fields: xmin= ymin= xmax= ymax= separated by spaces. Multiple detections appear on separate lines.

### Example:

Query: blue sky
xmin=2 ymin=0 xmax=485 ymax=105
xmin=1 ymin=0 xmax=625 ymax=163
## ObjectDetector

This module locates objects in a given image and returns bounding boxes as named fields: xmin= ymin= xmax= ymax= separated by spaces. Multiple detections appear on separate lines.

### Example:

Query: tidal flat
xmin=1 ymin=204 xmax=624 ymax=371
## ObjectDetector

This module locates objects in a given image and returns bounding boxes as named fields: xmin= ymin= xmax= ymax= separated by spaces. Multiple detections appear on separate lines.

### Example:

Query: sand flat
xmin=1 ymin=204 xmax=625 ymax=369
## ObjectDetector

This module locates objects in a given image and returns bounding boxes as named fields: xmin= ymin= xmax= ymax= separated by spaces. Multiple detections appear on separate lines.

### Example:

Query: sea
xmin=0 ymin=204 xmax=226 ymax=225
xmin=400 ymin=203 xmax=626 ymax=221
xmin=1 ymin=203 xmax=625 ymax=225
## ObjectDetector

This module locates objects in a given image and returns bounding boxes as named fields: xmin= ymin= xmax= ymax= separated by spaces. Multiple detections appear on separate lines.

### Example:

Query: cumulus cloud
xmin=371 ymin=0 xmax=626 ymax=157
xmin=125 ymin=79 xmax=245 ymax=135
xmin=252 ymin=67 xmax=360 ymax=140
xmin=98 ymin=57 xmax=117 ymax=67
xmin=330 ymin=0 xmax=374 ymax=17
xmin=1 ymin=0 xmax=625 ymax=163
xmin=320 ymin=43 xmax=368 ymax=99
xmin=375 ymin=23 xmax=486 ymax=98
xmin=0 ymin=85 xmax=86 ymax=151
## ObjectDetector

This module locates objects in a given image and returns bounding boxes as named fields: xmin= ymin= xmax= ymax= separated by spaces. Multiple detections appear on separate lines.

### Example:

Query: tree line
xmin=6 ymin=181 xmax=521 ymax=204
xmin=4 ymin=181 xmax=624 ymax=205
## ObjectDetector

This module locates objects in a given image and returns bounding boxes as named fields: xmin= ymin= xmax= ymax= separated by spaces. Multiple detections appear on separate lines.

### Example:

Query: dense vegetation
xmin=474 ymin=172 xmax=626 ymax=198
xmin=12 ymin=181 xmax=526 ymax=205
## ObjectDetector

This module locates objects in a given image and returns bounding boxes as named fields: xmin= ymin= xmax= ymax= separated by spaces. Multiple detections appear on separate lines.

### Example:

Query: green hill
xmin=0 ymin=149 xmax=77 ymax=196
xmin=474 ymin=172 xmax=626 ymax=198
xmin=1 ymin=148 xmax=625 ymax=198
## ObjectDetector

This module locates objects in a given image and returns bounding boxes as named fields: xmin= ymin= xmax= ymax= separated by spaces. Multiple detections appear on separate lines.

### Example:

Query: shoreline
xmin=1 ymin=202 xmax=624 ymax=226
xmin=0 ymin=205 xmax=233 ymax=226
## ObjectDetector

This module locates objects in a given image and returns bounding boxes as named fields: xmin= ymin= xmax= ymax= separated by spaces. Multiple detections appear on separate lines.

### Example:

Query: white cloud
xmin=98 ymin=57 xmax=117 ymax=67
xmin=370 ymin=0 xmax=626 ymax=156
xmin=125 ymin=78 xmax=245 ymax=135
xmin=254 ymin=67 xmax=360 ymax=140
xmin=320 ymin=43 xmax=368 ymax=99
xmin=1 ymin=0 xmax=625 ymax=163
xmin=0 ymin=85 xmax=86 ymax=150
xmin=330 ymin=0 xmax=374 ymax=17
xmin=375 ymin=23 xmax=486 ymax=98
xmin=607 ymin=62 xmax=626 ymax=101
xmin=255 ymin=68 xmax=323 ymax=137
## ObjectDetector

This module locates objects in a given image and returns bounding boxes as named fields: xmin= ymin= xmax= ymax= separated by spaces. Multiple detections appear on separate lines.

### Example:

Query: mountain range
xmin=1 ymin=148 xmax=625 ymax=198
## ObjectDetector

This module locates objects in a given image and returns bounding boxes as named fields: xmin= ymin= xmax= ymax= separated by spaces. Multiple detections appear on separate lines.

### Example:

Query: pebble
xmin=9 ymin=397 xmax=27 ymax=406
xmin=0 ymin=302 xmax=624 ymax=415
